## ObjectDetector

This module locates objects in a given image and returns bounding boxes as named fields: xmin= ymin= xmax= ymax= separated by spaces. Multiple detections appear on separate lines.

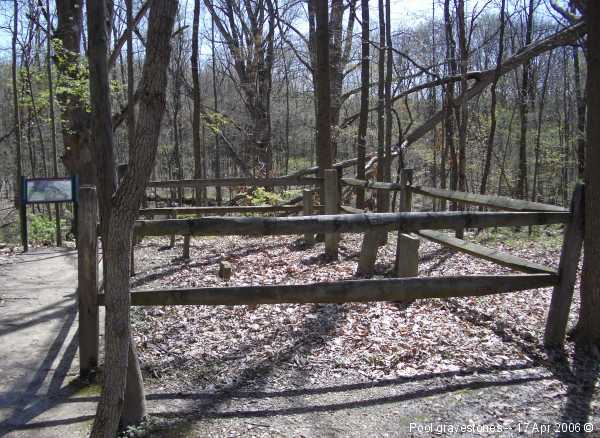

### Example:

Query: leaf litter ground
xmin=128 ymin=227 xmax=599 ymax=437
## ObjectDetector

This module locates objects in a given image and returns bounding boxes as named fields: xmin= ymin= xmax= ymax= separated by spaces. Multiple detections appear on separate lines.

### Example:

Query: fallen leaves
xmin=129 ymin=230 xmax=576 ymax=393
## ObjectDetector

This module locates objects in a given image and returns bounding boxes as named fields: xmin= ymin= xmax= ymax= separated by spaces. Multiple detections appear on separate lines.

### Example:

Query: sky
xmin=0 ymin=1 xmax=567 ymax=59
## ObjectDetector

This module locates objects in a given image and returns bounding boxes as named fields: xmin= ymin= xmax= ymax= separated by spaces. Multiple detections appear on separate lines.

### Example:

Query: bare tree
xmin=88 ymin=0 xmax=177 ymax=435
xmin=203 ymin=0 xmax=276 ymax=177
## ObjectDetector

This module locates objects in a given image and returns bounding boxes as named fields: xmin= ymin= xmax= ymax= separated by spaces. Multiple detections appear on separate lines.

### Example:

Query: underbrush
xmin=0 ymin=211 xmax=74 ymax=246
xmin=472 ymin=224 xmax=564 ymax=250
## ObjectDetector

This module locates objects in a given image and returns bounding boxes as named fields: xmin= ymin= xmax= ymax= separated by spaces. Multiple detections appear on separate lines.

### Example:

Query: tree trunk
xmin=577 ymin=0 xmax=600 ymax=346
xmin=376 ymin=0 xmax=386 ymax=212
xmin=313 ymin=0 xmax=332 ymax=182
xmin=46 ymin=0 xmax=62 ymax=245
xmin=192 ymin=0 xmax=202 ymax=204
xmin=12 ymin=0 xmax=23 ymax=212
xmin=480 ymin=0 xmax=505 ymax=197
xmin=516 ymin=0 xmax=534 ymax=200
xmin=211 ymin=17 xmax=222 ymax=205
xmin=573 ymin=46 xmax=586 ymax=179
xmin=356 ymin=0 xmax=369 ymax=209
xmin=89 ymin=0 xmax=176 ymax=435
xmin=455 ymin=0 xmax=468 ymax=238
xmin=531 ymin=52 xmax=552 ymax=202
xmin=55 ymin=0 xmax=94 ymax=184
xmin=384 ymin=0 xmax=393 ymax=190
xmin=443 ymin=0 xmax=458 ymax=210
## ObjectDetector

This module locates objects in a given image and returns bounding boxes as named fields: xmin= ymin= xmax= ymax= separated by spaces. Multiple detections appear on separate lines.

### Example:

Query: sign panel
xmin=25 ymin=177 xmax=74 ymax=203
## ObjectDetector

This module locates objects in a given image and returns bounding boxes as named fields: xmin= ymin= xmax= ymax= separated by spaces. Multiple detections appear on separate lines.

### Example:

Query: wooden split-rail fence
xmin=76 ymin=169 xmax=583 ymax=380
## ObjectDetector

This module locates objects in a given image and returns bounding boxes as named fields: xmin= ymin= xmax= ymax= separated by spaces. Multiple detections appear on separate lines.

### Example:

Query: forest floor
xmin=128 ymin=226 xmax=600 ymax=437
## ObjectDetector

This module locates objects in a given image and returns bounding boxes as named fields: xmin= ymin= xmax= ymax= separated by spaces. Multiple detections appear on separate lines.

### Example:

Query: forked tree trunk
xmin=88 ymin=0 xmax=177 ymax=436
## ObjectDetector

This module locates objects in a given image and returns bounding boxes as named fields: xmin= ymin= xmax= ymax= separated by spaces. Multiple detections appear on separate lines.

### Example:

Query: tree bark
xmin=313 ymin=0 xmax=332 ymax=183
xmin=531 ymin=52 xmax=553 ymax=202
xmin=12 ymin=0 xmax=23 ymax=211
xmin=356 ymin=0 xmax=369 ymax=209
xmin=577 ymin=0 xmax=600 ymax=346
xmin=384 ymin=0 xmax=393 ymax=191
xmin=89 ymin=0 xmax=177 ymax=435
xmin=573 ymin=46 xmax=586 ymax=179
xmin=376 ymin=0 xmax=386 ymax=212
xmin=480 ymin=0 xmax=505 ymax=197
xmin=443 ymin=0 xmax=458 ymax=209
xmin=192 ymin=0 xmax=203 ymax=204
xmin=55 ymin=0 xmax=94 ymax=183
xmin=46 ymin=0 xmax=62 ymax=245
xmin=211 ymin=17 xmax=222 ymax=205
xmin=516 ymin=0 xmax=535 ymax=200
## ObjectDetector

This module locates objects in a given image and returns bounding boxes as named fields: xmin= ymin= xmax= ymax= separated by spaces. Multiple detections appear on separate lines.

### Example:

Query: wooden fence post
xmin=324 ymin=169 xmax=339 ymax=258
xmin=357 ymin=231 xmax=381 ymax=275
xmin=394 ymin=169 xmax=419 ymax=277
xmin=169 ymin=211 xmax=176 ymax=248
xmin=183 ymin=234 xmax=191 ymax=259
xmin=544 ymin=183 xmax=584 ymax=347
xmin=303 ymin=189 xmax=315 ymax=245
xmin=130 ymin=242 xmax=135 ymax=277
xmin=77 ymin=185 xmax=99 ymax=377
xmin=395 ymin=234 xmax=420 ymax=276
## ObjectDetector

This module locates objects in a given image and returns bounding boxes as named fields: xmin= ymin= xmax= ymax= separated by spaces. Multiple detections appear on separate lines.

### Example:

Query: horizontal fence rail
xmin=410 ymin=185 xmax=568 ymax=212
xmin=417 ymin=230 xmax=557 ymax=274
xmin=98 ymin=274 xmax=558 ymax=306
xmin=341 ymin=178 xmax=404 ymax=191
xmin=133 ymin=211 xmax=571 ymax=238
xmin=139 ymin=205 xmax=311 ymax=216
xmin=147 ymin=177 xmax=322 ymax=189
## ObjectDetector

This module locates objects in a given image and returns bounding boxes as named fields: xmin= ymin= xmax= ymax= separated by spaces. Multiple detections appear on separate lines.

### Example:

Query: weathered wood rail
xmin=340 ymin=177 xmax=567 ymax=213
xmin=416 ymin=230 xmax=556 ymax=274
xmin=410 ymin=185 xmax=567 ymax=212
xmin=139 ymin=205 xmax=307 ymax=216
xmin=98 ymin=274 xmax=558 ymax=306
xmin=147 ymin=176 xmax=322 ymax=188
xmin=133 ymin=211 xmax=569 ymax=238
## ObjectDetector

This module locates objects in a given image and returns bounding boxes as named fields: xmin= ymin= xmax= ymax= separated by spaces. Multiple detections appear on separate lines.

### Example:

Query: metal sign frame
xmin=20 ymin=176 xmax=79 ymax=251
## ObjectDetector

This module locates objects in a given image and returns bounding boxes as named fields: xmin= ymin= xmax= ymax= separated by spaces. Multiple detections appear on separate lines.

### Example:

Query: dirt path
xmin=0 ymin=248 xmax=97 ymax=437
